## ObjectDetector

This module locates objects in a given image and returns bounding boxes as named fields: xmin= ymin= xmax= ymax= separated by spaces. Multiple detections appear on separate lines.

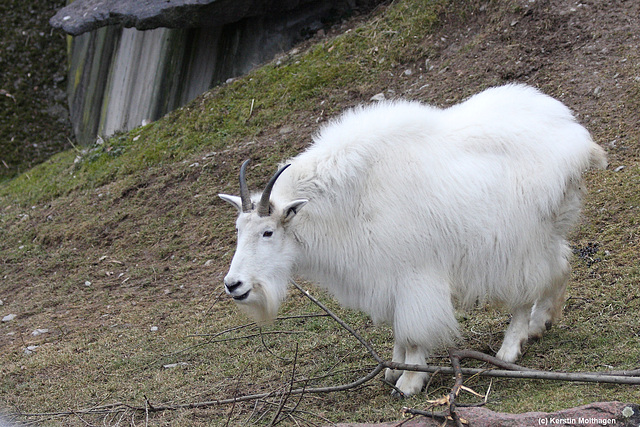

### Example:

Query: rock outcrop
xmin=50 ymin=0 xmax=381 ymax=144
xmin=50 ymin=0 xmax=364 ymax=36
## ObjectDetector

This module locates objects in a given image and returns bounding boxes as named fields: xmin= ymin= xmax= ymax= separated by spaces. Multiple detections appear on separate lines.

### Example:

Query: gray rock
xmin=457 ymin=401 xmax=639 ymax=427
xmin=1 ymin=314 xmax=16 ymax=322
xmin=52 ymin=0 xmax=382 ymax=145
xmin=335 ymin=402 xmax=640 ymax=427
xmin=50 ymin=0 xmax=367 ymax=36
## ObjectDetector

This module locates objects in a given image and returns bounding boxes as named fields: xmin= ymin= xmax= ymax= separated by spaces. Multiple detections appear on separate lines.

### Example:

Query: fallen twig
xmin=447 ymin=349 xmax=466 ymax=427
xmin=401 ymin=407 xmax=450 ymax=422
xmin=289 ymin=280 xmax=386 ymax=365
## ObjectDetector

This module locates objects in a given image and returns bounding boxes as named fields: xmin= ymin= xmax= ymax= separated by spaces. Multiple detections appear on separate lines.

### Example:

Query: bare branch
xmin=290 ymin=280 xmax=386 ymax=365
xmin=401 ymin=407 xmax=450 ymax=422
xmin=447 ymin=349 xmax=466 ymax=427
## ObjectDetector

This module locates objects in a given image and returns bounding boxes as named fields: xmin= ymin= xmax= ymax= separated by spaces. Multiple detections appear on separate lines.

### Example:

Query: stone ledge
xmin=50 ymin=0 xmax=335 ymax=35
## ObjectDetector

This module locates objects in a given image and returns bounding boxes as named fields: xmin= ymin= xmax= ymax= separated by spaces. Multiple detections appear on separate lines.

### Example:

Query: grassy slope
xmin=1 ymin=0 xmax=639 ymax=425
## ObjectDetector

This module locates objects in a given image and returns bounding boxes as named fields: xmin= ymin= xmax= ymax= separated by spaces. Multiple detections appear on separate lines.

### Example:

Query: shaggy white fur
xmin=219 ymin=84 xmax=607 ymax=397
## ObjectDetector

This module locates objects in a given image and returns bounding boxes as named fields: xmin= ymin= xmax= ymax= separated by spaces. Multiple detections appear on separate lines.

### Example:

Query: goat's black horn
xmin=239 ymin=159 xmax=252 ymax=212
xmin=257 ymin=164 xmax=291 ymax=217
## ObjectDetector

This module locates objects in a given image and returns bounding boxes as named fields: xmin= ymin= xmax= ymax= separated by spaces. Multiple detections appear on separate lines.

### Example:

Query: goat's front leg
xmin=393 ymin=344 xmax=429 ymax=397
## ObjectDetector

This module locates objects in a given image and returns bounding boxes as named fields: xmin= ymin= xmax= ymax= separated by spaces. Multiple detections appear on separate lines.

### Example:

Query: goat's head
xmin=219 ymin=160 xmax=308 ymax=324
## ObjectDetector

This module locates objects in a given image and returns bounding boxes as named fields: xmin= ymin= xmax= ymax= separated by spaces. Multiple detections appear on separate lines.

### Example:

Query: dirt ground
xmin=390 ymin=0 xmax=639 ymax=152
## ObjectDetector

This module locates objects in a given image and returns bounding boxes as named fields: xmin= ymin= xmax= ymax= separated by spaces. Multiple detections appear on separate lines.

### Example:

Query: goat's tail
xmin=589 ymin=142 xmax=608 ymax=170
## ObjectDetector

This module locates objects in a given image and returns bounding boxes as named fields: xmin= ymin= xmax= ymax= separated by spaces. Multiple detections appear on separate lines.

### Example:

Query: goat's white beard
xmin=235 ymin=281 xmax=287 ymax=325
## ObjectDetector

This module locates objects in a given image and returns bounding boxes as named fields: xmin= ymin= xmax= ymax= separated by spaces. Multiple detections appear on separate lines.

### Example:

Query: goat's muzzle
xmin=224 ymin=278 xmax=251 ymax=301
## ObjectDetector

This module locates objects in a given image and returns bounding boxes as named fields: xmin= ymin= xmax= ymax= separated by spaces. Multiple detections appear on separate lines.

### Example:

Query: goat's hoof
xmin=496 ymin=346 xmax=520 ymax=363
xmin=528 ymin=319 xmax=553 ymax=341
xmin=384 ymin=368 xmax=402 ymax=384
xmin=528 ymin=333 xmax=542 ymax=342
xmin=393 ymin=373 xmax=427 ymax=398
xmin=390 ymin=389 xmax=406 ymax=399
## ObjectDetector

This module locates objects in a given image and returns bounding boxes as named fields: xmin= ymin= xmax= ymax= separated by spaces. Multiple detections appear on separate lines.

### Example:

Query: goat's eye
xmin=263 ymin=230 xmax=273 ymax=238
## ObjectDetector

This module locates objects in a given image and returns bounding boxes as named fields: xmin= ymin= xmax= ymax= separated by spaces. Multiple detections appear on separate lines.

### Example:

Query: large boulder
xmin=50 ymin=0 xmax=369 ymax=36
xmin=50 ymin=0 xmax=381 ymax=144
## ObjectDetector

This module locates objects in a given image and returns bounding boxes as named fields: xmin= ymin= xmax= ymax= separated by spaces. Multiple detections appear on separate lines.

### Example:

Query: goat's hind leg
xmin=496 ymin=303 xmax=533 ymax=363
xmin=384 ymin=343 xmax=405 ymax=385
xmin=529 ymin=267 xmax=570 ymax=341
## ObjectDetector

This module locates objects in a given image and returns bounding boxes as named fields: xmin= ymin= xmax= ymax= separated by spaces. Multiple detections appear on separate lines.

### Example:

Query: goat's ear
xmin=282 ymin=199 xmax=308 ymax=222
xmin=218 ymin=194 xmax=243 ymax=213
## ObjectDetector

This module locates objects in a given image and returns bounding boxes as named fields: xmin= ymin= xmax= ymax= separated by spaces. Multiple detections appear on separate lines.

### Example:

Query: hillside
xmin=1 ymin=0 xmax=639 ymax=425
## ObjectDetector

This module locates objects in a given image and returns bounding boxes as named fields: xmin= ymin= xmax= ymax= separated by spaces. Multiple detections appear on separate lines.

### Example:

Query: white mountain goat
xmin=219 ymin=84 xmax=607 ymax=397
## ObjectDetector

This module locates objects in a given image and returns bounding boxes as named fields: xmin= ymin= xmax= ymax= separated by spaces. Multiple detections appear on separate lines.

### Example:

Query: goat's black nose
xmin=225 ymin=280 xmax=243 ymax=293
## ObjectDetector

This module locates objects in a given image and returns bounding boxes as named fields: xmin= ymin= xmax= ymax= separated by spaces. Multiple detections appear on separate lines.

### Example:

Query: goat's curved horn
xmin=239 ymin=159 xmax=252 ymax=212
xmin=257 ymin=164 xmax=291 ymax=217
